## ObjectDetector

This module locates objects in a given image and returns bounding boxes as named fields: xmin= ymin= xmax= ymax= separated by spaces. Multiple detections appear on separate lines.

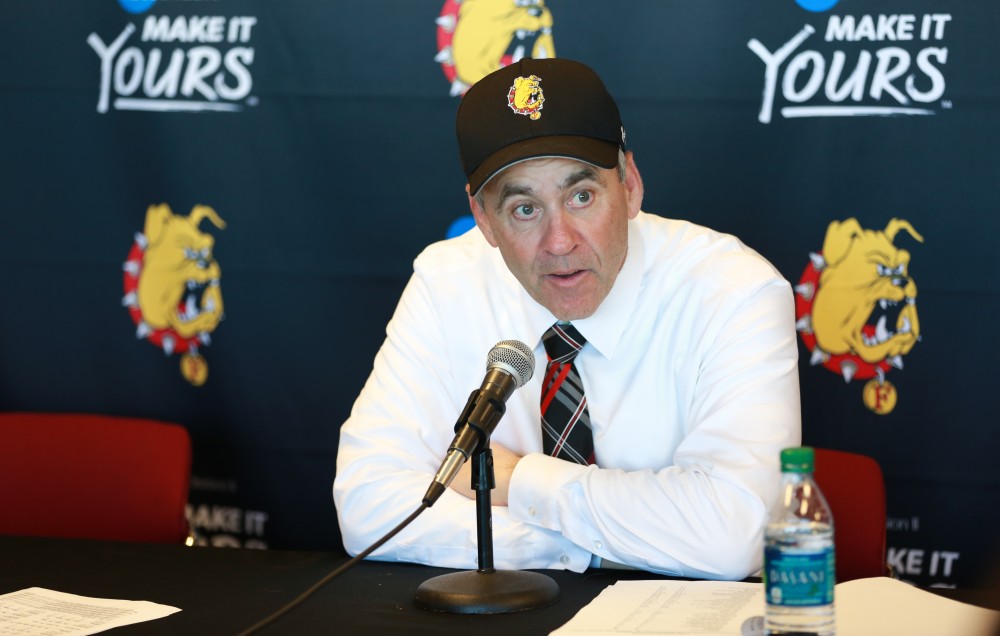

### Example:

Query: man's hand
xmin=447 ymin=442 xmax=523 ymax=506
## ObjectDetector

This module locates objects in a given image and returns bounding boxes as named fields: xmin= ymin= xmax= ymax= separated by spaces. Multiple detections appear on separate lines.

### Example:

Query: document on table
xmin=551 ymin=577 xmax=1000 ymax=636
xmin=550 ymin=580 xmax=763 ymax=636
xmin=0 ymin=587 xmax=180 ymax=635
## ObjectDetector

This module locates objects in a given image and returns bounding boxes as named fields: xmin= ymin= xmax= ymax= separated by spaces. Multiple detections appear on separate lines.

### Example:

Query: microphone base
xmin=414 ymin=569 xmax=559 ymax=614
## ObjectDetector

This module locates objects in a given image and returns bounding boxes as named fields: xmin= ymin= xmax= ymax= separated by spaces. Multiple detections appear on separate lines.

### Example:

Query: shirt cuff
xmin=508 ymin=452 xmax=599 ymax=569
xmin=509 ymin=453 xmax=581 ymax=525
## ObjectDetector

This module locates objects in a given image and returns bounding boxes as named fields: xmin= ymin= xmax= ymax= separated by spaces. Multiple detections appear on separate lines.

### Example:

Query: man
xmin=334 ymin=58 xmax=800 ymax=579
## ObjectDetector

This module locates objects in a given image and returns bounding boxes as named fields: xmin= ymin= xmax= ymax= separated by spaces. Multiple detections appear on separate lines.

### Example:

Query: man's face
xmin=469 ymin=153 xmax=643 ymax=321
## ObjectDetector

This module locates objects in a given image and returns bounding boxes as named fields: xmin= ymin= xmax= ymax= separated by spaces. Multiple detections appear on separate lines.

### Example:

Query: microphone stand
xmin=414 ymin=444 xmax=560 ymax=613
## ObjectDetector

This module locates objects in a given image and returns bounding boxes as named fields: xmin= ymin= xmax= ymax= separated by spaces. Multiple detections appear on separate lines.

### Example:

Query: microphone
xmin=422 ymin=340 xmax=535 ymax=506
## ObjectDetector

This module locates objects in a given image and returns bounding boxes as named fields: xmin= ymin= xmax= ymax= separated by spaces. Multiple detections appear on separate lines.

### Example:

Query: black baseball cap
xmin=457 ymin=58 xmax=626 ymax=196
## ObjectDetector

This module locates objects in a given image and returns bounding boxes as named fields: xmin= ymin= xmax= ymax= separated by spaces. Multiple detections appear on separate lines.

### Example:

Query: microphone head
xmin=487 ymin=340 xmax=535 ymax=388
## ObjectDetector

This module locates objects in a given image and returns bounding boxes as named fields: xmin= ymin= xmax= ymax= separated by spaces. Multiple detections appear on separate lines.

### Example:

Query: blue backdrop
xmin=1 ymin=0 xmax=997 ymax=588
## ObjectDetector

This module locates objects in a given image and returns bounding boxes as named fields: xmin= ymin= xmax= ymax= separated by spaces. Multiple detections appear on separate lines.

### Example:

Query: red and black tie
xmin=540 ymin=323 xmax=595 ymax=465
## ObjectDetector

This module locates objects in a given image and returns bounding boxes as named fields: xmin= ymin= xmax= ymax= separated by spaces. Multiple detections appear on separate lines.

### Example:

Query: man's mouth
xmin=546 ymin=270 xmax=587 ymax=285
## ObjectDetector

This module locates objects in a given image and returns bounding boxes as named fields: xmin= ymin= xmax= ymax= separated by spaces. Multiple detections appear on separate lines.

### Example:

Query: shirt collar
xmin=515 ymin=218 xmax=644 ymax=360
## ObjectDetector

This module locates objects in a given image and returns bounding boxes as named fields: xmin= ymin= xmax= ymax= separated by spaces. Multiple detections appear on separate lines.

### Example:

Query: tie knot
xmin=543 ymin=323 xmax=587 ymax=363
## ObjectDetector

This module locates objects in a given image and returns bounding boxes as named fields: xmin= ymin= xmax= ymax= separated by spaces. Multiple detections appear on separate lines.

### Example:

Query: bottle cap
xmin=780 ymin=447 xmax=815 ymax=473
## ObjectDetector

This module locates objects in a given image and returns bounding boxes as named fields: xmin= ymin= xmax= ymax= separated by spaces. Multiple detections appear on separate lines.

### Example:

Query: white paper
xmin=0 ymin=587 xmax=180 ymax=636
xmin=550 ymin=580 xmax=763 ymax=635
xmin=551 ymin=577 xmax=1000 ymax=636
xmin=836 ymin=577 xmax=1000 ymax=636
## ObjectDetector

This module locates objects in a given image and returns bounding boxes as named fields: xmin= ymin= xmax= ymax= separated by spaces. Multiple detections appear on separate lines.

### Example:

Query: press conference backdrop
xmin=1 ymin=0 xmax=997 ymax=587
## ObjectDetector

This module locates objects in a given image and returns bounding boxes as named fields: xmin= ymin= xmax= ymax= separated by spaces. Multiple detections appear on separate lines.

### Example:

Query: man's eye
xmin=572 ymin=191 xmax=592 ymax=205
xmin=513 ymin=204 xmax=536 ymax=218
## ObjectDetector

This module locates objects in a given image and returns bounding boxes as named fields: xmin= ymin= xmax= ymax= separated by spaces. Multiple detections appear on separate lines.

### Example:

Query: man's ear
xmin=623 ymin=152 xmax=644 ymax=220
xmin=467 ymin=184 xmax=498 ymax=247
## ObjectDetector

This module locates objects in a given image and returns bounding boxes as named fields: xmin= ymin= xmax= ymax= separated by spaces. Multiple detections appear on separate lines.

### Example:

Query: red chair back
xmin=813 ymin=447 xmax=888 ymax=581
xmin=0 ymin=412 xmax=192 ymax=544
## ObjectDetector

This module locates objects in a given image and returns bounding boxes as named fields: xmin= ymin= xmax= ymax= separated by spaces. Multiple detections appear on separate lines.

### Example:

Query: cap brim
xmin=468 ymin=136 xmax=620 ymax=196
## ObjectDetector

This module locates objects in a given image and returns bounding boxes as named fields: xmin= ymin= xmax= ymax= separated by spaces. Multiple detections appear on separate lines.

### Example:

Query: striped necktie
xmin=540 ymin=323 xmax=595 ymax=465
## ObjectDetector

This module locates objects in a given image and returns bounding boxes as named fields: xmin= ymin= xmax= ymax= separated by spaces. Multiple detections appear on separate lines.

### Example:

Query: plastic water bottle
xmin=764 ymin=447 xmax=835 ymax=635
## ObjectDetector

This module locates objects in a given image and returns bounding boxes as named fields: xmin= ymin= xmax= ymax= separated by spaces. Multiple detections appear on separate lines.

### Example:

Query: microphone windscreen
xmin=487 ymin=340 xmax=535 ymax=388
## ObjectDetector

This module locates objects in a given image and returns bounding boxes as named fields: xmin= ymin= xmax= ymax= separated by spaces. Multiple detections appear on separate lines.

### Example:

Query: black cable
xmin=235 ymin=503 xmax=429 ymax=636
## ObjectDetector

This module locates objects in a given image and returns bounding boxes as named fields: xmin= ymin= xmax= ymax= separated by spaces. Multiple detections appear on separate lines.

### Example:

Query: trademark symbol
xmin=246 ymin=96 xmax=259 ymax=107
xmin=941 ymin=100 xmax=952 ymax=109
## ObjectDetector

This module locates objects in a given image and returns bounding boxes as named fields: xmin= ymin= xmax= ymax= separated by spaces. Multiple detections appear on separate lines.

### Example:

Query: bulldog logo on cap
xmin=508 ymin=74 xmax=544 ymax=120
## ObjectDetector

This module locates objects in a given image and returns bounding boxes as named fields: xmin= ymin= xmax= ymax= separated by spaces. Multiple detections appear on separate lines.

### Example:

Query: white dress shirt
xmin=333 ymin=212 xmax=801 ymax=579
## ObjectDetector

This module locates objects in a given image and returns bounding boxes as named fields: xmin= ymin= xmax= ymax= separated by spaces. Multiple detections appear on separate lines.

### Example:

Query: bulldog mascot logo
xmin=795 ymin=218 xmax=924 ymax=414
xmin=122 ymin=204 xmax=226 ymax=386
xmin=435 ymin=0 xmax=555 ymax=95
xmin=508 ymin=74 xmax=544 ymax=119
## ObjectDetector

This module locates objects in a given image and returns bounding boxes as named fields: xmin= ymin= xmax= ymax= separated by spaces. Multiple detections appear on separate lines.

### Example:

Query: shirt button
xmin=560 ymin=554 xmax=570 ymax=565
xmin=594 ymin=540 xmax=603 ymax=550
xmin=527 ymin=506 xmax=536 ymax=517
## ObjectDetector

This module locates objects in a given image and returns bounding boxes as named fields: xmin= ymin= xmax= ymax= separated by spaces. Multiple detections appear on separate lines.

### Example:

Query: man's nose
xmin=541 ymin=208 xmax=577 ymax=255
